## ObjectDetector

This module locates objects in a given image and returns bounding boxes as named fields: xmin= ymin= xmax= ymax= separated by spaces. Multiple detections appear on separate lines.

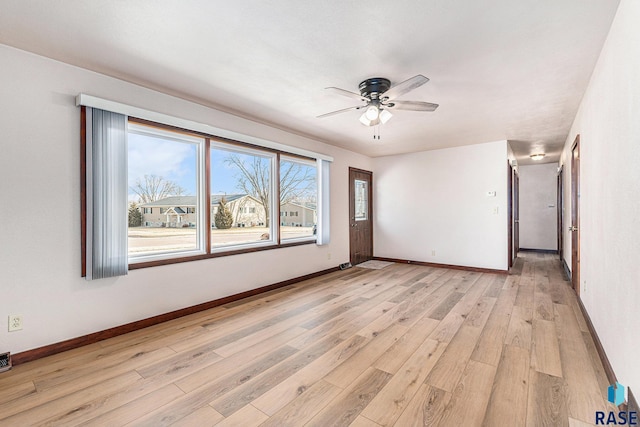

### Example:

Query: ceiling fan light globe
xmin=379 ymin=109 xmax=393 ymax=124
xmin=365 ymin=105 xmax=380 ymax=121
xmin=359 ymin=113 xmax=381 ymax=127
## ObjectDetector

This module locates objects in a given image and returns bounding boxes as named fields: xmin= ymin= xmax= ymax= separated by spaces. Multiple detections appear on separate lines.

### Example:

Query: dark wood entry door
xmin=349 ymin=168 xmax=373 ymax=266
xmin=571 ymin=136 xmax=581 ymax=296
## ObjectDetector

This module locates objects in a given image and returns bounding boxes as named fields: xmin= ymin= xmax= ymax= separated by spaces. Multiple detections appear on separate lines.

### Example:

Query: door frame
xmin=514 ymin=171 xmax=520 ymax=256
xmin=571 ymin=135 xmax=581 ymax=296
xmin=508 ymin=161 xmax=514 ymax=268
xmin=348 ymin=167 xmax=373 ymax=266
xmin=557 ymin=165 xmax=564 ymax=261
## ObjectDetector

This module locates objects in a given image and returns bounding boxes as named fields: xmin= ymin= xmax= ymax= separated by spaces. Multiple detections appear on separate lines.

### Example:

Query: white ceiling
xmin=0 ymin=1 xmax=620 ymax=162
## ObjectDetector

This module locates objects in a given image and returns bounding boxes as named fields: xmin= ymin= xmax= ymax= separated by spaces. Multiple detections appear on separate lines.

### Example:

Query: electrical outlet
xmin=431 ymin=250 xmax=436 ymax=256
xmin=8 ymin=315 xmax=22 ymax=332
xmin=327 ymin=252 xmax=331 ymax=260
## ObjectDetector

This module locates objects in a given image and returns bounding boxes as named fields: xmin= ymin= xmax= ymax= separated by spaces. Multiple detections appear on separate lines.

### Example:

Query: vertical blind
xmin=86 ymin=108 xmax=129 ymax=280
xmin=316 ymin=159 xmax=331 ymax=245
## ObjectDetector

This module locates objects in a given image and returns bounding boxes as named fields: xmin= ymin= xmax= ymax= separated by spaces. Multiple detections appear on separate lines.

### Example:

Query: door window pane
xmin=128 ymin=125 xmax=201 ymax=257
xmin=280 ymin=157 xmax=317 ymax=240
xmin=210 ymin=144 xmax=274 ymax=248
xmin=355 ymin=179 xmax=368 ymax=220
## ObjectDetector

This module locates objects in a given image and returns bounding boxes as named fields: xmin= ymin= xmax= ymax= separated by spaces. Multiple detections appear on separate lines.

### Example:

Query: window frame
xmin=127 ymin=122 xmax=207 ymax=265
xmin=209 ymin=140 xmax=278 ymax=253
xmin=279 ymin=155 xmax=318 ymax=244
xmin=81 ymin=111 xmax=322 ymax=275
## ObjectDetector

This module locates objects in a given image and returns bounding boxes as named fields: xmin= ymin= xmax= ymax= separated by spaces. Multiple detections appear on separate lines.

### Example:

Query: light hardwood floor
xmin=0 ymin=253 xmax=616 ymax=426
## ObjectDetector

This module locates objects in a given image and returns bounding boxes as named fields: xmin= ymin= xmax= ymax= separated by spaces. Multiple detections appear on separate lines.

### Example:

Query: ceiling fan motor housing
xmin=359 ymin=78 xmax=391 ymax=100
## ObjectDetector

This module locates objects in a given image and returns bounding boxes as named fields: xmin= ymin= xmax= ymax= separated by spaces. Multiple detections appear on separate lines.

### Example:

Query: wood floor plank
xmin=373 ymin=315 xmax=440 ymax=374
xmin=210 ymin=334 xmax=345 ymax=416
xmin=0 ymin=380 xmax=36 ymax=406
xmin=505 ymin=305 xmax=533 ymax=350
xmin=174 ymin=327 xmax=304 ymax=393
xmin=350 ymin=415 xmax=384 ymax=426
xmin=463 ymin=295 xmax=497 ymax=329
xmin=213 ymin=404 xmax=268 ymax=427
xmin=426 ymin=308 xmax=466 ymax=343
xmin=168 ymin=405 xmax=224 ymax=427
xmin=438 ymin=360 xmax=497 ymax=426
xmin=581 ymin=331 xmax=611 ymax=395
xmin=448 ymin=273 xmax=493 ymax=315
xmin=258 ymin=380 xmax=343 ymax=427
xmin=0 ymin=371 xmax=143 ymax=425
xmin=526 ymin=370 xmax=569 ymax=427
xmin=251 ymin=334 xmax=368 ymax=416
xmin=534 ymin=290 xmax=555 ymax=321
xmin=306 ymin=367 xmax=392 ymax=427
xmin=86 ymin=384 xmax=185 ymax=426
xmin=324 ymin=324 xmax=408 ymax=389
xmin=361 ymin=338 xmax=446 ymax=426
xmin=483 ymin=274 xmax=506 ymax=297
xmin=392 ymin=384 xmax=451 ymax=427
xmin=424 ymin=325 xmax=483 ymax=392
xmin=554 ymin=303 xmax=614 ymax=423
xmin=531 ymin=319 xmax=563 ymax=377
xmin=144 ymin=345 xmax=299 ymax=424
xmin=515 ymin=278 xmax=535 ymax=310
xmin=482 ymin=345 xmax=530 ymax=426
xmin=287 ymin=300 xmax=397 ymax=350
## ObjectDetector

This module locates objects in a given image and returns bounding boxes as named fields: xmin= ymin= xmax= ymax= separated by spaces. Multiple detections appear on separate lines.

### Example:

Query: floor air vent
xmin=0 ymin=352 xmax=11 ymax=373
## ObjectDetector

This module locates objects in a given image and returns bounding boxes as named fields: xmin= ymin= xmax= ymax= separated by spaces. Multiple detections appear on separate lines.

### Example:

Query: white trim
xmin=77 ymin=93 xmax=333 ymax=162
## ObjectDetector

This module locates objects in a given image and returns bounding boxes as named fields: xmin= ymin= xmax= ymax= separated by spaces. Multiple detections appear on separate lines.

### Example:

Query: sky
xmin=128 ymin=132 xmax=276 ymax=201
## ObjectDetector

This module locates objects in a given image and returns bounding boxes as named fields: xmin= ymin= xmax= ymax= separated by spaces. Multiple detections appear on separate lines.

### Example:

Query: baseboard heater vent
xmin=339 ymin=262 xmax=352 ymax=270
xmin=0 ymin=352 xmax=11 ymax=373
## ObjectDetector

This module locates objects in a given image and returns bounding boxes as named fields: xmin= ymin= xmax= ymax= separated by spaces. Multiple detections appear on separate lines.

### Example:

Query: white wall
xmin=560 ymin=0 xmax=640 ymax=397
xmin=373 ymin=141 xmax=509 ymax=271
xmin=518 ymin=163 xmax=558 ymax=251
xmin=0 ymin=44 xmax=372 ymax=354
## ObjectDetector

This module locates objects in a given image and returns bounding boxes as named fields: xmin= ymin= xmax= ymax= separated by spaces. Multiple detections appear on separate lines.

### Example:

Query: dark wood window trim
xmin=81 ymin=113 xmax=319 ymax=275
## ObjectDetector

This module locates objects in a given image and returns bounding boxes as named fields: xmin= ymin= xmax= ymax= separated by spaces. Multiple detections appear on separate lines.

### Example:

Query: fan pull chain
xmin=372 ymin=124 xmax=381 ymax=140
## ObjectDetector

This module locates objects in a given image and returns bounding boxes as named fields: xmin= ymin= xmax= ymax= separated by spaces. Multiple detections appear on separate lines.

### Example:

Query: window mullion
xmin=275 ymin=153 xmax=281 ymax=246
xmin=205 ymin=138 xmax=211 ymax=253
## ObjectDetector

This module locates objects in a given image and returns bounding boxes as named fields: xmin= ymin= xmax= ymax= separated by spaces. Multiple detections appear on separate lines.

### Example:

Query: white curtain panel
xmin=86 ymin=108 xmax=128 ymax=280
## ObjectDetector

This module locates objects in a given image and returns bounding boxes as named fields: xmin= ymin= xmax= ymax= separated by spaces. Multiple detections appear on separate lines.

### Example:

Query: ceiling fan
xmin=317 ymin=74 xmax=438 ymax=126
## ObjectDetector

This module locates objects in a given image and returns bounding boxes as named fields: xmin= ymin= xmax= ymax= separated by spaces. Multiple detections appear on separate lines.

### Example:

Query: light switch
xmin=487 ymin=191 xmax=496 ymax=197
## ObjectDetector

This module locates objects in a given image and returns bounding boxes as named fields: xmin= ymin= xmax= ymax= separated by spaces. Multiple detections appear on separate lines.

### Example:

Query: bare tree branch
xmin=224 ymin=155 xmax=316 ymax=226
xmin=131 ymin=174 xmax=187 ymax=204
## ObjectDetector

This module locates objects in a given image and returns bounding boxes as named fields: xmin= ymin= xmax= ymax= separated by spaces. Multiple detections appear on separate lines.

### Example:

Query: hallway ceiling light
xmin=530 ymin=153 xmax=545 ymax=160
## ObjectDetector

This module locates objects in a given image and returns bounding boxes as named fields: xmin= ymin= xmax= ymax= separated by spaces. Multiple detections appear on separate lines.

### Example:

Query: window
xmin=280 ymin=156 xmax=317 ymax=241
xmin=127 ymin=123 xmax=204 ymax=262
xmin=210 ymin=143 xmax=276 ymax=249
xmin=81 ymin=100 xmax=331 ymax=275
xmin=354 ymin=179 xmax=368 ymax=220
